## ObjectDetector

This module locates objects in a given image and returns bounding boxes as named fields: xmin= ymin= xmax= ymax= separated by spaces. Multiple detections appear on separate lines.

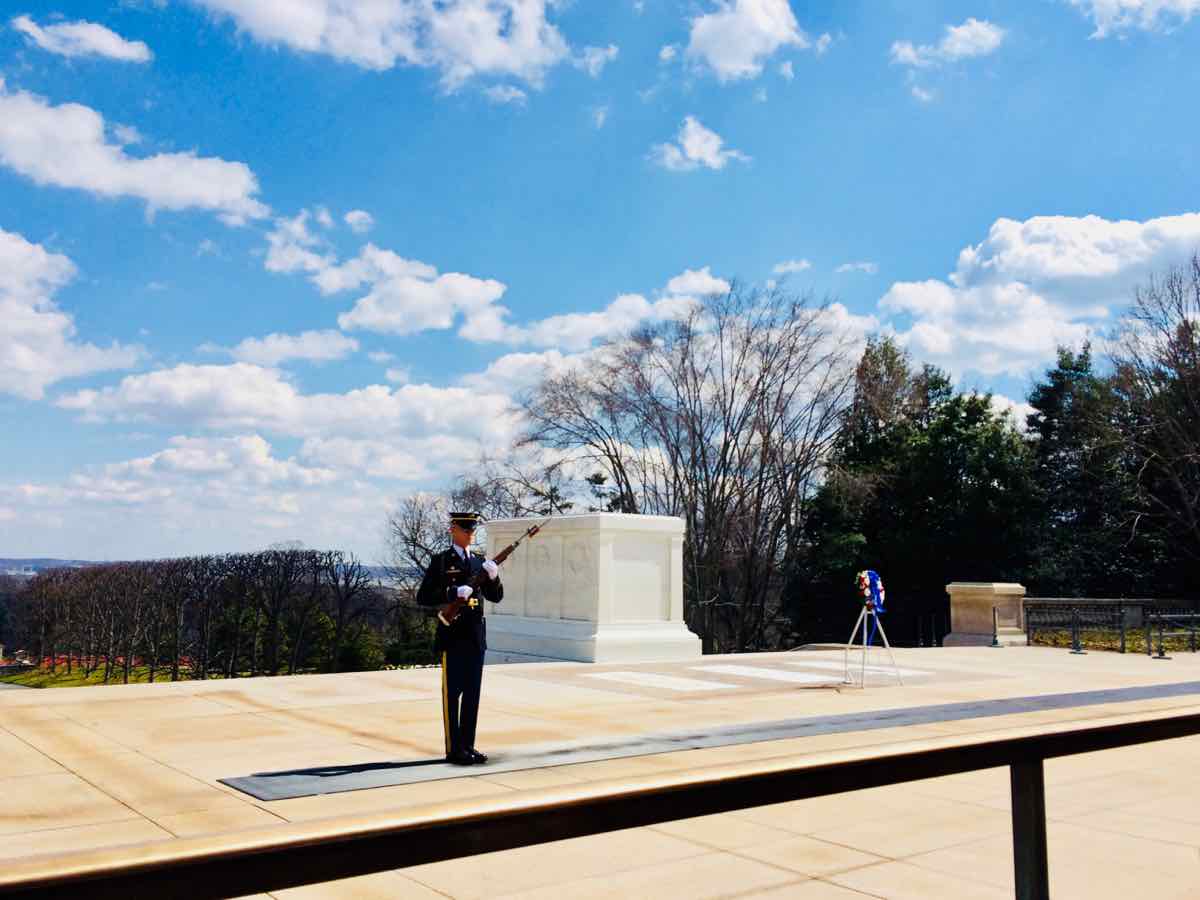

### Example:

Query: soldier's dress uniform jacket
xmin=416 ymin=547 xmax=503 ymax=758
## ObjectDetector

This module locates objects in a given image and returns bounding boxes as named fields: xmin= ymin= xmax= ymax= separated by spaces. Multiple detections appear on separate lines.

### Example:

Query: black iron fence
xmin=1144 ymin=611 xmax=1200 ymax=659
xmin=1024 ymin=599 xmax=1198 ymax=654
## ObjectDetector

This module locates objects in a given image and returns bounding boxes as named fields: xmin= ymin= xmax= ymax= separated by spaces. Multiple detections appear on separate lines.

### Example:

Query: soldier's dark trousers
xmin=441 ymin=643 xmax=485 ymax=755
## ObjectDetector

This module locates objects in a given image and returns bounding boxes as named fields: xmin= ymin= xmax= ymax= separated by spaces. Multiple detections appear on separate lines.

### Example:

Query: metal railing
xmin=2 ymin=708 xmax=1199 ymax=900
xmin=1024 ymin=598 xmax=1193 ymax=653
xmin=1145 ymin=612 xmax=1200 ymax=659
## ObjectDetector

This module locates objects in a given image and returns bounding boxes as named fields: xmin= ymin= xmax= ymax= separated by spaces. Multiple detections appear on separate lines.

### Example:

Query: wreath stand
xmin=842 ymin=600 xmax=903 ymax=688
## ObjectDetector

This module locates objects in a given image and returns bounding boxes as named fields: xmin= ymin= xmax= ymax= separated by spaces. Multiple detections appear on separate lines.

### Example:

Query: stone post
xmin=943 ymin=582 xmax=1028 ymax=646
xmin=482 ymin=513 xmax=702 ymax=664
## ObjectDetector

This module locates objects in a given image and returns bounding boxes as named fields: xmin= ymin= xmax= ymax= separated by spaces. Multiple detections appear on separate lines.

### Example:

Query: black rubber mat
xmin=220 ymin=680 xmax=1200 ymax=801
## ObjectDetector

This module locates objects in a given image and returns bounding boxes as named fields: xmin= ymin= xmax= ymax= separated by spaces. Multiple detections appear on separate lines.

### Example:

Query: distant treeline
xmin=0 ymin=549 xmax=433 ymax=683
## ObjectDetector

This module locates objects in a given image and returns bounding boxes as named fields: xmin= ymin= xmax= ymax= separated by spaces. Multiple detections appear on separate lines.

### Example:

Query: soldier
xmin=416 ymin=511 xmax=503 ymax=765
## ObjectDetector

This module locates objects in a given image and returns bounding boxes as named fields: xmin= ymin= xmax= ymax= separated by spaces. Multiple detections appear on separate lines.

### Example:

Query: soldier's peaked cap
xmin=449 ymin=511 xmax=482 ymax=531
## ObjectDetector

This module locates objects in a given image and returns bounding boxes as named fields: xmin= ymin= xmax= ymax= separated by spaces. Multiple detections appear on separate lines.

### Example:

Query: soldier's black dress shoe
xmin=467 ymin=748 xmax=488 ymax=764
xmin=446 ymin=750 xmax=475 ymax=766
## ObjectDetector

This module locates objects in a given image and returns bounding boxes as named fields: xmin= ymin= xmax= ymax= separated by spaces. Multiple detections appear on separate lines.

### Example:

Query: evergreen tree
xmin=1025 ymin=345 xmax=1160 ymax=597
xmin=793 ymin=338 xmax=1036 ymax=644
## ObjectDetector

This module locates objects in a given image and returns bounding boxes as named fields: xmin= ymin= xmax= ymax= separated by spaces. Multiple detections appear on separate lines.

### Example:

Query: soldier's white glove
xmin=457 ymin=585 xmax=473 ymax=600
xmin=482 ymin=560 xmax=499 ymax=580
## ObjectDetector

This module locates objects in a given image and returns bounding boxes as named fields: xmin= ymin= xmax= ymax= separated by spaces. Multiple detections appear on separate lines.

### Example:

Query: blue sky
xmin=2 ymin=0 xmax=1199 ymax=561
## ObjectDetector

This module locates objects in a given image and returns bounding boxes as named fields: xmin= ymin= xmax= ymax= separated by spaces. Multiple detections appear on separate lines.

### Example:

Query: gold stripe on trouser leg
xmin=441 ymin=651 xmax=451 ymax=756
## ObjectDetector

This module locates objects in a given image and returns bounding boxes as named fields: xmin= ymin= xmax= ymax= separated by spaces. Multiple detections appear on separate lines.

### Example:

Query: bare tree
xmin=455 ymin=454 xmax=578 ymax=519
xmin=522 ymin=285 xmax=857 ymax=652
xmin=1112 ymin=253 xmax=1200 ymax=562
xmin=386 ymin=494 xmax=446 ymax=590
xmin=187 ymin=555 xmax=222 ymax=680
xmin=320 ymin=550 xmax=378 ymax=672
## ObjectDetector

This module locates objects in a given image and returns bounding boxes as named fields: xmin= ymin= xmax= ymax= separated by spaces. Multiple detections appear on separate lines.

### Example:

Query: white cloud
xmin=314 ymin=205 xmax=334 ymax=228
xmin=1067 ymin=0 xmax=1200 ymax=36
xmin=488 ymin=267 xmax=723 ymax=351
xmin=197 ymin=238 xmax=220 ymax=256
xmin=483 ymin=84 xmax=528 ymax=105
xmin=504 ymin=293 xmax=685 ymax=351
xmin=311 ymin=243 xmax=435 ymax=294
xmin=574 ymin=44 xmax=619 ymax=77
xmin=367 ymin=350 xmax=395 ymax=363
xmin=836 ymin=261 xmax=878 ymax=274
xmin=0 ymin=472 xmax=391 ymax=557
xmin=878 ymin=212 xmax=1200 ymax=378
xmin=911 ymin=84 xmax=936 ymax=103
xmin=773 ymin=258 xmax=812 ymax=274
xmin=0 ymin=433 xmax=415 ymax=556
xmin=687 ymin=0 xmax=808 ymax=81
xmin=459 ymin=348 xmax=578 ymax=393
xmin=344 ymin=209 xmax=375 ymax=233
xmin=820 ymin=301 xmax=881 ymax=342
xmin=384 ymin=365 xmax=411 ymax=384
xmin=299 ymin=435 xmax=460 ymax=480
xmin=321 ymin=245 xmax=509 ymax=337
xmin=665 ymin=266 xmax=731 ymax=297
xmin=111 ymin=435 xmax=338 ymax=487
xmin=261 ymin=226 xmax=513 ymax=340
xmin=0 ymin=227 xmax=141 ymax=400
xmin=938 ymin=18 xmax=1006 ymax=59
xmin=263 ymin=210 xmax=333 ymax=275
xmin=814 ymin=32 xmax=833 ymax=55
xmin=591 ymin=105 xmax=609 ymax=129
xmin=57 ymin=362 xmax=518 ymax=446
xmin=0 ymin=80 xmax=268 ymax=224
xmin=112 ymin=124 xmax=142 ymax=145
xmin=224 ymin=329 xmax=360 ymax=366
xmin=266 ymin=221 xmax=726 ymax=352
xmin=188 ymin=0 xmax=570 ymax=89
xmin=659 ymin=44 xmax=678 ymax=62
xmin=778 ymin=60 xmax=794 ymax=80
xmin=12 ymin=15 xmax=153 ymax=62
xmin=891 ymin=18 xmax=1005 ymax=68
xmin=988 ymin=394 xmax=1036 ymax=432
xmin=650 ymin=116 xmax=750 ymax=172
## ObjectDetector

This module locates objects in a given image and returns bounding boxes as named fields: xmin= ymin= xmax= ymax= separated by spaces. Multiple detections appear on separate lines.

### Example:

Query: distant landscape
xmin=1 ymin=558 xmax=97 ymax=574
xmin=0 ymin=558 xmax=397 ymax=582
xmin=0 ymin=548 xmax=432 ymax=686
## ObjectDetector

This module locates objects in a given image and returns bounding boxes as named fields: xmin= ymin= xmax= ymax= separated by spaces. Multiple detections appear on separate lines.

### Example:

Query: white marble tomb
xmin=482 ymin=513 xmax=702 ymax=664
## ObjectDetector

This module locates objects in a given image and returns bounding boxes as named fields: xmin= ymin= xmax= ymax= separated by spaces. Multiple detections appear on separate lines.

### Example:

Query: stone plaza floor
xmin=1 ymin=645 xmax=1199 ymax=898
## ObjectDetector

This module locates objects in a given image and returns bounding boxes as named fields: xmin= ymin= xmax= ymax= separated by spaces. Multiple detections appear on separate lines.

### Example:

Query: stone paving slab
xmin=2 ymin=646 xmax=1200 ymax=898
xmin=221 ymin=679 xmax=1200 ymax=800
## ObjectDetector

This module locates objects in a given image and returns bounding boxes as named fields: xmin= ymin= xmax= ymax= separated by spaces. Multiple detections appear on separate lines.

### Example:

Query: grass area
xmin=0 ymin=665 xmax=194 ymax=688
xmin=0 ymin=661 xmax=436 ymax=689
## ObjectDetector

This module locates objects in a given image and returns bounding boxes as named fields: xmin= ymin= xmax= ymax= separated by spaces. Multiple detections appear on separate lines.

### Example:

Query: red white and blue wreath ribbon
xmin=855 ymin=569 xmax=886 ymax=645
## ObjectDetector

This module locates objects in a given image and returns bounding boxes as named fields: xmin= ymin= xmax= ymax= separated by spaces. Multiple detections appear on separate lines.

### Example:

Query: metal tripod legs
xmin=843 ymin=606 xmax=903 ymax=687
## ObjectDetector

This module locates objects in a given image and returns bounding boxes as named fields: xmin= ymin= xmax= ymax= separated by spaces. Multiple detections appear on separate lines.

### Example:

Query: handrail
xmin=1 ymin=706 xmax=1199 ymax=900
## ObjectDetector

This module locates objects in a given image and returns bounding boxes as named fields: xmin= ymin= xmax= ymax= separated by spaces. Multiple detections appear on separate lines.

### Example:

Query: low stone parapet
xmin=943 ymin=582 xmax=1028 ymax=646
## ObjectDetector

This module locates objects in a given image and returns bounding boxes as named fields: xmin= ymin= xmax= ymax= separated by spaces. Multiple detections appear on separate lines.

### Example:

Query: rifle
xmin=439 ymin=520 xmax=548 ymax=626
